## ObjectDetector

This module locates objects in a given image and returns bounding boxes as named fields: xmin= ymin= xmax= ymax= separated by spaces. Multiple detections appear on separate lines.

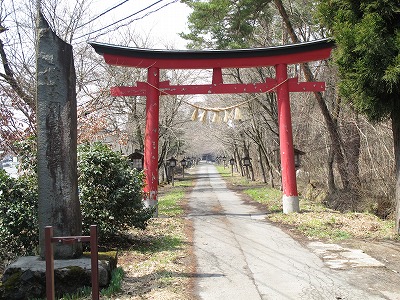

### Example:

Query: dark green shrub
xmin=0 ymin=170 xmax=38 ymax=260
xmin=0 ymin=140 xmax=153 ymax=258
xmin=14 ymin=136 xmax=37 ymax=175
xmin=78 ymin=142 xmax=153 ymax=239
xmin=0 ymin=137 xmax=39 ymax=260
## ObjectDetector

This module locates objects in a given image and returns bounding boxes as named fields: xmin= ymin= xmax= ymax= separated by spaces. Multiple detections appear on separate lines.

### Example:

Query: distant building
xmin=0 ymin=155 xmax=19 ymax=178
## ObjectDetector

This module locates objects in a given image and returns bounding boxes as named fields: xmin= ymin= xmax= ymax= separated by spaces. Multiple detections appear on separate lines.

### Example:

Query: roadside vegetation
xmin=26 ymin=178 xmax=194 ymax=300
xmin=108 ymin=179 xmax=194 ymax=300
xmin=216 ymin=166 xmax=398 ymax=242
xmin=0 ymin=142 xmax=154 ymax=268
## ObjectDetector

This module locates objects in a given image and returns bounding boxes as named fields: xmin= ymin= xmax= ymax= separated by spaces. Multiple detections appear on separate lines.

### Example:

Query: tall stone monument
xmin=36 ymin=12 xmax=82 ymax=259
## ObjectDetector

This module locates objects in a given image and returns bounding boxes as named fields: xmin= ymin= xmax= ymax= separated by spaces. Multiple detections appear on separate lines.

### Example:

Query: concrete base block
xmin=144 ymin=198 xmax=159 ymax=217
xmin=282 ymin=195 xmax=300 ymax=213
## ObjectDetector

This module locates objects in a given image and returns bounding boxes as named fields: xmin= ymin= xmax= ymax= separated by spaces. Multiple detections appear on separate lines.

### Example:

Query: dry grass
xmin=269 ymin=210 xmax=396 ymax=241
xmin=216 ymin=165 xmax=398 ymax=242
xmin=108 ymin=180 xmax=195 ymax=300
xmin=113 ymin=218 xmax=193 ymax=300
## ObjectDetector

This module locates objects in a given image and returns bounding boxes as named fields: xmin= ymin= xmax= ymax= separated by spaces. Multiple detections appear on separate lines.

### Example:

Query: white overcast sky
xmin=88 ymin=0 xmax=192 ymax=49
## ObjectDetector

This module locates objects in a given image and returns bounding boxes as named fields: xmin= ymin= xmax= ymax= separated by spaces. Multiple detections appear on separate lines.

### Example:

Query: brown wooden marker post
xmin=45 ymin=226 xmax=99 ymax=300
xmin=90 ymin=225 xmax=99 ymax=300
xmin=45 ymin=226 xmax=55 ymax=300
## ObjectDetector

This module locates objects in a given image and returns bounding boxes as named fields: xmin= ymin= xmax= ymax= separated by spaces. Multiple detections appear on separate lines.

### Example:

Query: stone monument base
xmin=1 ymin=253 xmax=117 ymax=300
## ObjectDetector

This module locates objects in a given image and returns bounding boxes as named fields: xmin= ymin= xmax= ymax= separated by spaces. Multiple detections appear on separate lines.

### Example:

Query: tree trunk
xmin=260 ymin=143 xmax=275 ymax=187
xmin=327 ymin=147 xmax=336 ymax=193
xmin=258 ymin=145 xmax=267 ymax=183
xmin=343 ymin=120 xmax=361 ymax=189
xmin=158 ymin=139 xmax=168 ymax=169
xmin=274 ymin=0 xmax=351 ymax=189
xmin=132 ymin=97 xmax=144 ymax=151
xmin=242 ymin=137 xmax=255 ymax=180
xmin=248 ymin=163 xmax=255 ymax=181
xmin=0 ymin=39 xmax=35 ymax=110
xmin=233 ymin=143 xmax=244 ymax=176
xmin=127 ymin=98 xmax=144 ymax=153
xmin=391 ymin=107 xmax=400 ymax=234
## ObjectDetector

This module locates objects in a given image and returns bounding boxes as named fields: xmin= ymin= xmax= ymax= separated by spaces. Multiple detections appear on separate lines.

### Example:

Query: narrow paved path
xmin=188 ymin=163 xmax=390 ymax=300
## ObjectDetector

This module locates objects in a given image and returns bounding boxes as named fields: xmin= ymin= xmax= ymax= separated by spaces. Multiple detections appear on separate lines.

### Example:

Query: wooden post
xmin=276 ymin=63 xmax=299 ymax=213
xmin=90 ymin=225 xmax=99 ymax=300
xmin=45 ymin=226 xmax=55 ymax=300
xmin=45 ymin=226 xmax=99 ymax=300
xmin=143 ymin=66 xmax=160 ymax=216
xmin=171 ymin=167 xmax=175 ymax=187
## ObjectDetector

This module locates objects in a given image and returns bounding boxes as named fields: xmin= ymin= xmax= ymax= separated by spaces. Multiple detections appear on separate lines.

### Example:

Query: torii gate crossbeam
xmin=90 ymin=39 xmax=334 ymax=215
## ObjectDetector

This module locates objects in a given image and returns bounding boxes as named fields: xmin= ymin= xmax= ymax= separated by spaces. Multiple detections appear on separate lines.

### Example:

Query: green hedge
xmin=78 ymin=142 xmax=154 ymax=237
xmin=0 ymin=141 xmax=153 ymax=260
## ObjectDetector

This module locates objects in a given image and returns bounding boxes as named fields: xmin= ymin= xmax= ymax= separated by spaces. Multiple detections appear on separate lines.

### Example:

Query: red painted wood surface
xmin=143 ymin=67 xmax=160 ymax=204
xmin=276 ymin=64 xmax=298 ymax=198
xmin=110 ymin=78 xmax=325 ymax=97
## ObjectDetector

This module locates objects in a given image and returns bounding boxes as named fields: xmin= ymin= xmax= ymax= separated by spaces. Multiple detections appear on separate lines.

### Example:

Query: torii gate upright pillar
xmin=276 ymin=63 xmax=299 ymax=213
xmin=144 ymin=66 xmax=160 ymax=215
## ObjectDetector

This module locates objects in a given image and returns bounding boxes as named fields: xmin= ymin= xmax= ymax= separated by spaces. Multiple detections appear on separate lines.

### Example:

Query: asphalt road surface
xmin=188 ymin=163 xmax=399 ymax=300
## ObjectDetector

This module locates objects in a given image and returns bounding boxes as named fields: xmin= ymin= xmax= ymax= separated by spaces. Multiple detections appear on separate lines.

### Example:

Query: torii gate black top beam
xmin=90 ymin=39 xmax=334 ymax=215
xmin=90 ymin=39 xmax=334 ymax=69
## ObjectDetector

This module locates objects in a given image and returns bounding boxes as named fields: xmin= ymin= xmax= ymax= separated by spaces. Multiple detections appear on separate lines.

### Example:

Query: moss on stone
xmin=57 ymin=266 xmax=90 ymax=287
xmin=2 ymin=270 xmax=22 ymax=291
xmin=52 ymin=266 xmax=91 ymax=299
xmin=83 ymin=250 xmax=118 ymax=270
xmin=65 ymin=265 xmax=86 ymax=274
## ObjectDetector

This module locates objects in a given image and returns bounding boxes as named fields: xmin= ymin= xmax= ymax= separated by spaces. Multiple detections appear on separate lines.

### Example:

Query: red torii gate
xmin=90 ymin=39 xmax=334 ymax=214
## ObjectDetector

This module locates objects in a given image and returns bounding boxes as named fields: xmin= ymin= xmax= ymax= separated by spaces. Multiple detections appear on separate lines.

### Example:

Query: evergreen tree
xmin=318 ymin=0 xmax=400 ymax=232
